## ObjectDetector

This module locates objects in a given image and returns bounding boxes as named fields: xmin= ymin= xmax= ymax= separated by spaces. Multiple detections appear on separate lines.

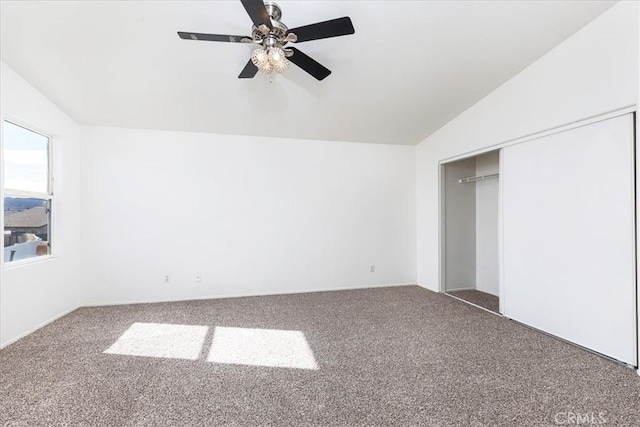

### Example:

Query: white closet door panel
xmin=502 ymin=114 xmax=636 ymax=365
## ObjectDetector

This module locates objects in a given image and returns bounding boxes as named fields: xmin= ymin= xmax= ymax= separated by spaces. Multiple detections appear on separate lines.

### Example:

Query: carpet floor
xmin=447 ymin=289 xmax=500 ymax=313
xmin=1 ymin=286 xmax=639 ymax=426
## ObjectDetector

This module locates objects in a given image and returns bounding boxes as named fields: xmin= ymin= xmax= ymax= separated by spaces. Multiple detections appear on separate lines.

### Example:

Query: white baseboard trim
xmin=82 ymin=283 xmax=417 ymax=307
xmin=416 ymin=283 xmax=439 ymax=292
xmin=445 ymin=286 xmax=477 ymax=292
xmin=1 ymin=284 xmax=416 ymax=347
xmin=0 ymin=306 xmax=79 ymax=349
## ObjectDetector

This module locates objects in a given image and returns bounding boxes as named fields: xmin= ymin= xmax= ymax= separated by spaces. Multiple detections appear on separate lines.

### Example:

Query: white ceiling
xmin=0 ymin=1 xmax=614 ymax=145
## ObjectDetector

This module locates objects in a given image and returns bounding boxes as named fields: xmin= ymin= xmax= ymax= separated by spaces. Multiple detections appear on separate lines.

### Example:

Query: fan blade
xmin=238 ymin=60 xmax=259 ymax=79
xmin=288 ymin=17 xmax=354 ymax=43
xmin=178 ymin=32 xmax=251 ymax=43
xmin=288 ymin=47 xmax=331 ymax=81
xmin=240 ymin=0 xmax=272 ymax=29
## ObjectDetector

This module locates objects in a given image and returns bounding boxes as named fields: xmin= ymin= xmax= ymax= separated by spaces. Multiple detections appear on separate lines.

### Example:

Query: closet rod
xmin=458 ymin=173 xmax=499 ymax=184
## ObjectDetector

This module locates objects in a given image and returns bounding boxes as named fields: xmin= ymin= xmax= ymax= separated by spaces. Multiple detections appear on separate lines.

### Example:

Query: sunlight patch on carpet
xmin=207 ymin=327 xmax=319 ymax=370
xmin=104 ymin=322 xmax=208 ymax=360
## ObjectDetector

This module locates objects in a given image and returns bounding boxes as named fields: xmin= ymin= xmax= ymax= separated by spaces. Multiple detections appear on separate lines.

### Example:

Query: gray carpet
xmin=448 ymin=289 xmax=500 ymax=313
xmin=1 ymin=286 xmax=639 ymax=426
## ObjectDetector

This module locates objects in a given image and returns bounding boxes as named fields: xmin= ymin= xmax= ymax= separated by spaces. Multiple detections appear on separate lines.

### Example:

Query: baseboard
xmin=0 ymin=305 xmax=79 ymax=349
xmin=416 ymin=283 xmax=439 ymax=293
xmin=82 ymin=283 xmax=417 ymax=307
xmin=1 ymin=284 xmax=416 ymax=346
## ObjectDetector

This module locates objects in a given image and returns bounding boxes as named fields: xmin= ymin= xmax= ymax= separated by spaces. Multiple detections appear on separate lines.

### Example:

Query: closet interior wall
xmin=443 ymin=151 xmax=500 ymax=296
xmin=475 ymin=151 xmax=499 ymax=297
xmin=444 ymin=157 xmax=477 ymax=291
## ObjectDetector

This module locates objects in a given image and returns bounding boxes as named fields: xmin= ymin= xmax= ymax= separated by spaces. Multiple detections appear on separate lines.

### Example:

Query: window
xmin=3 ymin=120 xmax=52 ymax=263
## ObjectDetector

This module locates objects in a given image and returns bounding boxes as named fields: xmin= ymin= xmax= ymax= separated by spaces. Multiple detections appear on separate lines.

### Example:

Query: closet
xmin=442 ymin=150 xmax=500 ymax=313
xmin=440 ymin=113 xmax=637 ymax=367
xmin=501 ymin=114 xmax=636 ymax=366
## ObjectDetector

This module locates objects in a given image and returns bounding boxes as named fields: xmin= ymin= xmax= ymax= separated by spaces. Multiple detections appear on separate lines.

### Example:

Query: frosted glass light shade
xmin=252 ymin=47 xmax=289 ymax=74
xmin=251 ymin=48 xmax=269 ymax=68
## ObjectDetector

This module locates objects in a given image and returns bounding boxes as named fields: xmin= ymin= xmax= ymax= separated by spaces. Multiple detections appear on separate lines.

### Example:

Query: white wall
xmin=0 ymin=62 xmax=83 ymax=347
xmin=80 ymin=127 xmax=416 ymax=305
xmin=443 ymin=157 xmax=476 ymax=291
xmin=416 ymin=1 xmax=638 ymax=291
xmin=475 ymin=151 xmax=499 ymax=296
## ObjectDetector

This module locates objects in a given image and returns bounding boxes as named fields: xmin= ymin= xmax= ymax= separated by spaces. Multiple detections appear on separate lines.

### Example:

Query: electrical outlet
xmin=370 ymin=265 xmax=375 ymax=273
xmin=164 ymin=275 xmax=170 ymax=283
xmin=195 ymin=275 xmax=202 ymax=282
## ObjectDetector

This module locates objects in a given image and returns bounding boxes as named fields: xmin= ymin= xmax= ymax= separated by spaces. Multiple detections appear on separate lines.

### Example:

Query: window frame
xmin=2 ymin=118 xmax=55 ymax=266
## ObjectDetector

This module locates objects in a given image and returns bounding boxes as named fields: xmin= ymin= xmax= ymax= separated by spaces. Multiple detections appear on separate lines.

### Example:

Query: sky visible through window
xmin=3 ymin=121 xmax=49 ymax=193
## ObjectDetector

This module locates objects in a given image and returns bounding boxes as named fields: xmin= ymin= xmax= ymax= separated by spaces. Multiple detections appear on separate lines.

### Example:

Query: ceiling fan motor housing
xmin=251 ymin=2 xmax=288 ymax=42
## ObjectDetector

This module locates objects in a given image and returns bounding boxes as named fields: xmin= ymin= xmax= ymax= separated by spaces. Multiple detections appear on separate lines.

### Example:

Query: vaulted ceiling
xmin=0 ymin=1 xmax=615 ymax=144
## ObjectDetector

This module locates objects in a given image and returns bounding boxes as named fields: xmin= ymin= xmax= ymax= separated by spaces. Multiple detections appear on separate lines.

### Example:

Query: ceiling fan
xmin=178 ymin=0 xmax=355 ymax=81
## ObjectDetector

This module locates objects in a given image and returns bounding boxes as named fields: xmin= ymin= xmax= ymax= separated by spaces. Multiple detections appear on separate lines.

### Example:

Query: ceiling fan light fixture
xmin=272 ymin=57 xmax=289 ymax=73
xmin=268 ymin=46 xmax=284 ymax=62
xmin=268 ymin=47 xmax=289 ymax=73
xmin=260 ymin=60 xmax=275 ymax=74
xmin=251 ymin=47 xmax=269 ymax=68
xmin=252 ymin=46 xmax=289 ymax=74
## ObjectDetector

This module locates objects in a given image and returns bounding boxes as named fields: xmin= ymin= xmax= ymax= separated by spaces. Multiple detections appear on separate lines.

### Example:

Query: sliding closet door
xmin=502 ymin=114 xmax=636 ymax=365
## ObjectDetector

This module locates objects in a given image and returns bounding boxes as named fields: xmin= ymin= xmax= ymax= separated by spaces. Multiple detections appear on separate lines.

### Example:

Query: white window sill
xmin=4 ymin=255 xmax=55 ymax=270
